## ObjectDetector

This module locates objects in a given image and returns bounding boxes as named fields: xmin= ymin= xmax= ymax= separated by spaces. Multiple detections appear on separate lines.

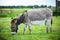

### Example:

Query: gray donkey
xmin=11 ymin=8 xmax=53 ymax=35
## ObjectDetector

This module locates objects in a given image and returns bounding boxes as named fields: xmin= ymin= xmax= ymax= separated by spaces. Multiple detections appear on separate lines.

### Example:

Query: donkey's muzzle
xmin=11 ymin=32 xmax=16 ymax=35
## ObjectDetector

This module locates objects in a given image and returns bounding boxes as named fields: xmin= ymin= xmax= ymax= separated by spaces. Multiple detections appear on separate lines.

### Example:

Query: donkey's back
xmin=24 ymin=8 xmax=52 ymax=22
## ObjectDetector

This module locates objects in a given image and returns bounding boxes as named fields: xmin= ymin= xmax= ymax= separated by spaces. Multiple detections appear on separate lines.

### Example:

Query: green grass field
xmin=0 ymin=8 xmax=60 ymax=40
xmin=0 ymin=16 xmax=60 ymax=40
xmin=0 ymin=8 xmax=31 ymax=17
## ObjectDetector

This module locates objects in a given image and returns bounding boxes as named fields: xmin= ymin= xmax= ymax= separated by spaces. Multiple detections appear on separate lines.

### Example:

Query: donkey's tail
xmin=51 ymin=18 xmax=52 ymax=25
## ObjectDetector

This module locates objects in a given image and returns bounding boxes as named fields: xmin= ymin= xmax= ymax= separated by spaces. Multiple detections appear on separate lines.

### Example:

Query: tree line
xmin=0 ymin=5 xmax=55 ymax=8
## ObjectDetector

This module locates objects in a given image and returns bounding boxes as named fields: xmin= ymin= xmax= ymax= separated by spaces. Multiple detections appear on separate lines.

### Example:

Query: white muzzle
xmin=11 ymin=32 xmax=16 ymax=35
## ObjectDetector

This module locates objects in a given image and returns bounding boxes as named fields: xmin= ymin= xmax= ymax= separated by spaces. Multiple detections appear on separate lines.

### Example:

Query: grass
xmin=0 ymin=8 xmax=60 ymax=40
xmin=0 ymin=8 xmax=31 ymax=17
xmin=0 ymin=16 xmax=60 ymax=40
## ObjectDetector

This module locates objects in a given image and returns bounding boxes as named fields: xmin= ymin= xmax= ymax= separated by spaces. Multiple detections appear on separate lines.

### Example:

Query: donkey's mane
xmin=16 ymin=13 xmax=25 ymax=25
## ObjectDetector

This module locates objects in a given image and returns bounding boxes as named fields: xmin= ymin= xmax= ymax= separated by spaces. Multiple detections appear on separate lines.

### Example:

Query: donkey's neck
xmin=16 ymin=19 xmax=21 ymax=25
xmin=17 ymin=14 xmax=25 ymax=25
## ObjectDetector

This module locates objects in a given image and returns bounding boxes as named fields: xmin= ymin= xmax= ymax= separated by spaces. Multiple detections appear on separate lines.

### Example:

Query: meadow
xmin=0 ymin=8 xmax=60 ymax=40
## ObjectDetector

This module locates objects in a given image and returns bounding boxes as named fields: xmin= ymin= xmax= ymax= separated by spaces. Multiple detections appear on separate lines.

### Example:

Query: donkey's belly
xmin=31 ymin=20 xmax=45 ymax=25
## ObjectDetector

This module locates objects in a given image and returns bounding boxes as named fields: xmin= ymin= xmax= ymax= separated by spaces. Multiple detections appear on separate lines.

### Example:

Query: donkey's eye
xmin=12 ymin=27 xmax=15 ymax=28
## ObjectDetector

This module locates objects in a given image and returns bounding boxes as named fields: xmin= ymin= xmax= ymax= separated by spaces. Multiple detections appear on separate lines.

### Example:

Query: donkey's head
xmin=11 ymin=18 xmax=18 ymax=35
xmin=11 ymin=13 xmax=25 ymax=35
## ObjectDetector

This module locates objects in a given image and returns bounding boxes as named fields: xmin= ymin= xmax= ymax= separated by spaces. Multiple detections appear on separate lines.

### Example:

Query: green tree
xmin=48 ymin=5 xmax=52 ymax=8
xmin=34 ymin=5 xmax=39 ymax=8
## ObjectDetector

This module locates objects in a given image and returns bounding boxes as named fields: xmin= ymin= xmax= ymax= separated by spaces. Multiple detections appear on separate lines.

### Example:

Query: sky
xmin=0 ymin=0 xmax=56 ymax=6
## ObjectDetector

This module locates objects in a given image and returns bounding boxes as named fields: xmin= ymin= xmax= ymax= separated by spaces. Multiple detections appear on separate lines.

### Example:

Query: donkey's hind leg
xmin=45 ymin=19 xmax=49 ymax=33
xmin=45 ymin=19 xmax=52 ymax=33
xmin=50 ymin=19 xmax=52 ymax=32
xmin=47 ymin=19 xmax=52 ymax=32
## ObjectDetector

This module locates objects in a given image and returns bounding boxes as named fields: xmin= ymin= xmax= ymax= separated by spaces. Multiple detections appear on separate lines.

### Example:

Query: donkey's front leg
xmin=28 ymin=24 xmax=32 ymax=35
xmin=23 ymin=23 xmax=27 ymax=34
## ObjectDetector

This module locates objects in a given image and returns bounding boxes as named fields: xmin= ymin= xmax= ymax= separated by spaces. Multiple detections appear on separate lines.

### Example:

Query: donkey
xmin=11 ymin=8 xmax=53 ymax=35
